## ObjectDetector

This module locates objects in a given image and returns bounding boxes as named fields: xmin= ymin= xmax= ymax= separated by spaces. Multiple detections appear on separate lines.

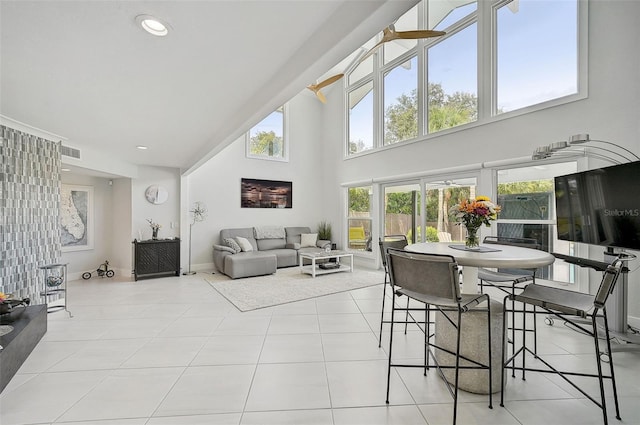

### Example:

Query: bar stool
xmin=500 ymin=259 xmax=624 ymax=425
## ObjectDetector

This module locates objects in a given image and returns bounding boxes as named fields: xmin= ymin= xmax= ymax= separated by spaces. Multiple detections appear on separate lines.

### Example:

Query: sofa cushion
xmin=214 ymin=244 xmax=237 ymax=254
xmin=285 ymin=227 xmax=312 ymax=245
xmin=268 ymin=248 xmax=298 ymax=268
xmin=224 ymin=251 xmax=277 ymax=279
xmin=254 ymin=226 xmax=286 ymax=239
xmin=235 ymin=236 xmax=254 ymax=252
xmin=220 ymin=228 xmax=258 ymax=251
xmin=300 ymin=233 xmax=318 ymax=248
xmin=222 ymin=237 xmax=241 ymax=253
xmin=256 ymin=238 xmax=286 ymax=251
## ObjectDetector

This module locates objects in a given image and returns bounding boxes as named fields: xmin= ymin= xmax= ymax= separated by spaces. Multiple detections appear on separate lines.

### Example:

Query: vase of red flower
xmin=449 ymin=196 xmax=501 ymax=249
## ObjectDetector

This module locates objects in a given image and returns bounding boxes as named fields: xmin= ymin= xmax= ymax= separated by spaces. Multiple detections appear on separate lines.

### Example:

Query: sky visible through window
xmin=250 ymin=110 xmax=282 ymax=139
xmin=497 ymin=0 xmax=578 ymax=112
xmin=429 ymin=23 xmax=476 ymax=96
xmin=348 ymin=0 xmax=578 ymax=150
xmin=349 ymin=87 xmax=373 ymax=152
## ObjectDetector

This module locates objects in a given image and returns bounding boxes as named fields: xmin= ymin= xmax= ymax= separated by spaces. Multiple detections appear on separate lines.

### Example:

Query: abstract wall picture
xmin=241 ymin=178 xmax=292 ymax=208
xmin=61 ymin=184 xmax=94 ymax=251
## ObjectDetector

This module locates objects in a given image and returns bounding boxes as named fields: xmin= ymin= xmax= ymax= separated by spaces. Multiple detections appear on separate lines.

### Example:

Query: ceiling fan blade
xmin=395 ymin=29 xmax=446 ymax=39
xmin=315 ymin=90 xmax=327 ymax=104
xmin=357 ymin=27 xmax=444 ymax=64
xmin=358 ymin=39 xmax=385 ymax=63
xmin=379 ymin=26 xmax=395 ymax=42
xmin=307 ymin=73 xmax=342 ymax=103
xmin=314 ymin=73 xmax=344 ymax=90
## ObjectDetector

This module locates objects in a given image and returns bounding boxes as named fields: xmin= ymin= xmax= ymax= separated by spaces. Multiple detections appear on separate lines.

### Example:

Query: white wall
xmin=60 ymin=173 xmax=114 ymax=279
xmin=111 ymin=178 xmax=132 ymax=277
xmin=186 ymin=94 xmax=328 ymax=271
xmin=131 ymin=166 xmax=182 ymax=242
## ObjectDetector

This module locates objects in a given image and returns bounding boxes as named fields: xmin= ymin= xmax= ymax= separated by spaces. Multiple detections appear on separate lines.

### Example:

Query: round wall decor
xmin=145 ymin=185 xmax=169 ymax=204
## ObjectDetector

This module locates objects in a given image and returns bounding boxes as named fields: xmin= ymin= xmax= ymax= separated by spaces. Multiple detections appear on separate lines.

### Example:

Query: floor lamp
xmin=184 ymin=201 xmax=207 ymax=275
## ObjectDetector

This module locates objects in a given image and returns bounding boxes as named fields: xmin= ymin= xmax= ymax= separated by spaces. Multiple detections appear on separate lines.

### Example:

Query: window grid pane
xmin=496 ymin=0 xmax=578 ymax=113
xmin=430 ymin=0 xmax=477 ymax=31
xmin=348 ymin=81 xmax=374 ymax=154
xmin=249 ymin=109 xmax=284 ymax=159
xmin=427 ymin=22 xmax=477 ymax=134
xmin=496 ymin=162 xmax=579 ymax=283
xmin=384 ymin=57 xmax=418 ymax=145
xmin=348 ymin=186 xmax=372 ymax=251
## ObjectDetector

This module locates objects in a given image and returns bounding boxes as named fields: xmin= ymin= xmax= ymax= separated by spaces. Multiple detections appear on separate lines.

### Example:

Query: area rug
xmin=204 ymin=267 xmax=384 ymax=311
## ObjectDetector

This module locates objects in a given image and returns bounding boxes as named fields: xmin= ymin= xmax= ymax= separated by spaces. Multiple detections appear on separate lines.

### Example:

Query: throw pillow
xmin=235 ymin=236 xmax=254 ymax=252
xmin=300 ymin=233 xmax=318 ymax=248
xmin=222 ymin=237 xmax=241 ymax=254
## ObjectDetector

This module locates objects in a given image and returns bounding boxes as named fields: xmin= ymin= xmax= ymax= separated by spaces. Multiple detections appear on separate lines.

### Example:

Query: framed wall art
xmin=241 ymin=178 xmax=292 ymax=208
xmin=60 ymin=184 xmax=94 ymax=251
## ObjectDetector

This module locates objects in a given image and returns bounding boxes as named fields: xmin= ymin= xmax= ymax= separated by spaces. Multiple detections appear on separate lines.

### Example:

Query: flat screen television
xmin=554 ymin=161 xmax=640 ymax=251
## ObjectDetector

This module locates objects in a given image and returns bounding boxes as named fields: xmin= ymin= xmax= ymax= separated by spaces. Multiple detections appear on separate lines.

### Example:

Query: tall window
xmin=348 ymin=81 xmax=374 ymax=154
xmin=427 ymin=23 xmax=477 ymax=133
xmin=247 ymin=106 xmax=287 ymax=161
xmin=496 ymin=0 xmax=578 ymax=113
xmin=384 ymin=57 xmax=418 ymax=145
xmin=383 ymin=183 xmax=421 ymax=242
xmin=344 ymin=0 xmax=582 ymax=156
xmin=348 ymin=186 xmax=372 ymax=251
xmin=496 ymin=162 xmax=578 ymax=282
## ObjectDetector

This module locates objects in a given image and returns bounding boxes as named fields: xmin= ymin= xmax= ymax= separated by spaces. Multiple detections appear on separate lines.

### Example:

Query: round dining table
xmin=405 ymin=242 xmax=556 ymax=293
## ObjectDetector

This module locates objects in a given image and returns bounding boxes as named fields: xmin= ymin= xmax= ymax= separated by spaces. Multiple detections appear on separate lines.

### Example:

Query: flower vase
xmin=152 ymin=228 xmax=159 ymax=240
xmin=465 ymin=225 xmax=480 ymax=249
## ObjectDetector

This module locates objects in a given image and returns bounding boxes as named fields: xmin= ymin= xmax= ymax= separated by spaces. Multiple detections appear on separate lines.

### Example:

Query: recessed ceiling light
xmin=135 ymin=14 xmax=170 ymax=37
xmin=61 ymin=168 xmax=71 ymax=172
xmin=136 ymin=145 xmax=148 ymax=150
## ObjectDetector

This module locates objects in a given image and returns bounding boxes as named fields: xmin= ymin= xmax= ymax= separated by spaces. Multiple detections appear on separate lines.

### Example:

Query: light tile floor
xmin=1 ymin=271 xmax=640 ymax=424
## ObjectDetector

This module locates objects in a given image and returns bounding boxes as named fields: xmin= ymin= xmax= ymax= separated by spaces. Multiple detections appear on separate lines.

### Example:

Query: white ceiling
xmin=1 ymin=0 xmax=418 ymax=174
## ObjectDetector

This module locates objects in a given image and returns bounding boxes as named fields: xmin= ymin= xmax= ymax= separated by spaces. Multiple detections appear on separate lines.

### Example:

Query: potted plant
xmin=317 ymin=221 xmax=332 ymax=242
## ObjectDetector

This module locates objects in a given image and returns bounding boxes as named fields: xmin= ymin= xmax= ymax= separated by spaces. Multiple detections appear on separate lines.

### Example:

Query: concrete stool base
xmin=434 ymin=298 xmax=504 ymax=394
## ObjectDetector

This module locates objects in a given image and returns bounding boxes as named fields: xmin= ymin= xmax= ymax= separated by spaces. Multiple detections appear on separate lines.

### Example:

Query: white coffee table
xmin=299 ymin=250 xmax=353 ymax=277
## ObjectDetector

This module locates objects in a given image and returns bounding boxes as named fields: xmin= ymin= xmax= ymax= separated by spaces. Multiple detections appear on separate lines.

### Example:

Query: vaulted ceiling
xmin=0 ymin=1 xmax=418 ymax=174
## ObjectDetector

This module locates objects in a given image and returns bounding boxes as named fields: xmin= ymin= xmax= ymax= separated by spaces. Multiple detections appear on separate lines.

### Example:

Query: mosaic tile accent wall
xmin=1 ymin=125 xmax=61 ymax=302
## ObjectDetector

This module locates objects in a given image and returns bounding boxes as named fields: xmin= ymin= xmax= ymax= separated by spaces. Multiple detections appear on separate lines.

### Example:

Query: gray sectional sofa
xmin=213 ymin=226 xmax=331 ymax=279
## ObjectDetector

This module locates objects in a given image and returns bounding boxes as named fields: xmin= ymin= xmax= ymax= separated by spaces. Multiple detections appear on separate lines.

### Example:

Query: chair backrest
xmin=594 ymin=259 xmax=624 ymax=309
xmin=386 ymin=248 xmax=461 ymax=302
xmin=483 ymin=235 xmax=541 ymax=250
xmin=378 ymin=235 xmax=408 ymax=269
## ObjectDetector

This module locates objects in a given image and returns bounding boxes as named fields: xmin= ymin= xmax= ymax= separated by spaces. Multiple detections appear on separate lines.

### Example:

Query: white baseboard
xmin=185 ymin=262 xmax=216 ymax=274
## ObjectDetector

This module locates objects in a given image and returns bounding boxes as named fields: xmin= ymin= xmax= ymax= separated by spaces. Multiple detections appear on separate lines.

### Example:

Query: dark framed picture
xmin=241 ymin=178 xmax=292 ymax=208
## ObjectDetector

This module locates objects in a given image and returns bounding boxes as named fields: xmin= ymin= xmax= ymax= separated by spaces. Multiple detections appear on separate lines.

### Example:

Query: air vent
xmin=61 ymin=145 xmax=81 ymax=159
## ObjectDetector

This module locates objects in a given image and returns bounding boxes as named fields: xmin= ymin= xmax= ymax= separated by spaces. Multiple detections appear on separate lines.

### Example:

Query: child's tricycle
xmin=82 ymin=260 xmax=115 ymax=279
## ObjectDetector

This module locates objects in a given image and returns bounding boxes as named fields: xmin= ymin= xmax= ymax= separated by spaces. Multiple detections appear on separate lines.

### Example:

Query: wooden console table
xmin=133 ymin=239 xmax=180 ymax=281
